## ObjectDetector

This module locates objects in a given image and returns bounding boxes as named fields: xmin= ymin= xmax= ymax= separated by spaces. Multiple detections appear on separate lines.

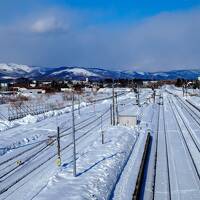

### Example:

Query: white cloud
xmin=30 ymin=16 xmax=68 ymax=33
xmin=0 ymin=7 xmax=200 ymax=71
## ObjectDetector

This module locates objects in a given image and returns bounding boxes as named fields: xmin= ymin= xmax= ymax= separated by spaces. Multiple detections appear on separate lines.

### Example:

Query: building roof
xmin=119 ymin=106 xmax=139 ymax=116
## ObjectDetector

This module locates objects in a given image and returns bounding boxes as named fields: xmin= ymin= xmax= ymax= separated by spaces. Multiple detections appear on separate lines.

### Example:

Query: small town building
xmin=118 ymin=107 xmax=139 ymax=128
xmin=18 ymin=88 xmax=46 ymax=94
xmin=61 ymin=88 xmax=72 ymax=92
xmin=0 ymin=82 xmax=8 ymax=90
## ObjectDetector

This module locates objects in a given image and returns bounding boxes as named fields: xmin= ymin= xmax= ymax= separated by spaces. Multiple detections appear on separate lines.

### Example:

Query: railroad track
xmin=0 ymin=111 xmax=100 ymax=170
xmin=162 ymin=98 xmax=171 ymax=199
xmin=1 ymin=94 xmax=133 ymax=171
xmin=175 ymin=96 xmax=200 ymax=128
xmin=0 ymin=97 xmax=136 ymax=198
xmin=0 ymin=110 xmax=108 ymax=178
xmin=6 ymin=91 xmax=128 ymax=121
xmin=152 ymin=98 xmax=160 ymax=199
xmin=186 ymin=99 xmax=200 ymax=112
xmin=172 ymin=96 xmax=200 ymax=150
xmin=0 ymin=110 xmax=110 ymax=197
xmin=138 ymin=102 xmax=160 ymax=199
xmin=153 ymin=95 xmax=171 ymax=200
xmin=168 ymin=96 xmax=200 ymax=181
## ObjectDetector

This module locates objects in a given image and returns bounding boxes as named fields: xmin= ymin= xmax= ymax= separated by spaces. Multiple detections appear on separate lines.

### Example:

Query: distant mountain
xmin=0 ymin=63 xmax=200 ymax=81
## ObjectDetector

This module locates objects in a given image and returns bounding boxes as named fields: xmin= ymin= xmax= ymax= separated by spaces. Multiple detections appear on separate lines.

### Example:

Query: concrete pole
xmin=115 ymin=92 xmax=119 ymax=124
xmin=72 ymin=91 xmax=77 ymax=177
xmin=101 ymin=115 xmax=104 ymax=144
xmin=56 ymin=126 xmax=61 ymax=167
xmin=78 ymin=94 xmax=80 ymax=115
xmin=110 ymin=104 xmax=113 ymax=125
xmin=112 ymin=84 xmax=115 ymax=125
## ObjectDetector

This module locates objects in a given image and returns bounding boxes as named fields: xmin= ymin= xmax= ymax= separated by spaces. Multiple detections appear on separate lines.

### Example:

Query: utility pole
xmin=112 ymin=84 xmax=115 ymax=125
xmin=93 ymin=97 xmax=96 ymax=112
xmin=137 ymin=84 xmax=140 ymax=106
xmin=115 ymin=92 xmax=119 ymax=125
xmin=186 ymin=85 xmax=188 ymax=97
xmin=56 ymin=126 xmax=61 ymax=167
xmin=72 ymin=91 xmax=76 ymax=177
xmin=153 ymin=90 xmax=156 ymax=103
xmin=101 ymin=115 xmax=104 ymax=144
xmin=78 ymin=94 xmax=80 ymax=115
xmin=110 ymin=104 xmax=113 ymax=125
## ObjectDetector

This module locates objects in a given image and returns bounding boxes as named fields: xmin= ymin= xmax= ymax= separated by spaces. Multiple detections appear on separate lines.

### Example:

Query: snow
xmin=68 ymin=68 xmax=99 ymax=77
xmin=0 ymin=89 xmax=149 ymax=199
xmin=33 ymin=126 xmax=139 ymax=200
xmin=112 ymin=131 xmax=147 ymax=200
xmin=0 ymin=103 xmax=72 ymax=133
xmin=1 ymin=86 xmax=200 ymax=200
xmin=0 ymin=90 xmax=136 ymax=151
xmin=136 ymin=71 xmax=145 ymax=75
xmin=153 ymin=73 xmax=169 ymax=77
xmin=163 ymin=96 xmax=200 ymax=199
xmin=0 ymin=76 xmax=14 ymax=79
xmin=52 ymin=67 xmax=99 ymax=77
xmin=0 ymin=63 xmax=33 ymax=73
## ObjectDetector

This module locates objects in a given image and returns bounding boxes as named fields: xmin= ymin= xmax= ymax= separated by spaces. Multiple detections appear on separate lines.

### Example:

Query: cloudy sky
xmin=0 ymin=0 xmax=200 ymax=71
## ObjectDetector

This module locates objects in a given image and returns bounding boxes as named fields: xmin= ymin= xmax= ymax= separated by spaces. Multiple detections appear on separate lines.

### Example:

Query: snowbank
xmin=112 ymin=132 xmax=147 ymax=200
xmin=34 ymin=126 xmax=141 ymax=200
xmin=0 ymin=102 xmax=84 ymax=132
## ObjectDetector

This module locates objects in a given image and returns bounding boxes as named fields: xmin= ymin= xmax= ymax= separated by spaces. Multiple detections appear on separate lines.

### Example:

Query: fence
xmin=0 ymin=92 xmax=135 ymax=195
xmin=7 ymin=91 xmax=127 ymax=121
xmin=7 ymin=100 xmax=73 ymax=121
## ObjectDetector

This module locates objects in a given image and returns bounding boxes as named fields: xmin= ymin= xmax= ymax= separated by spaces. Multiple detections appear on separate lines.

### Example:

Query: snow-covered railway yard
xmin=141 ymin=88 xmax=200 ymax=200
xmin=0 ymin=87 xmax=200 ymax=200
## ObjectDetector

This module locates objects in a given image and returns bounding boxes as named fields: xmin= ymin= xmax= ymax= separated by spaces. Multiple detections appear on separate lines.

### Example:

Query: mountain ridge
xmin=0 ymin=63 xmax=199 ymax=81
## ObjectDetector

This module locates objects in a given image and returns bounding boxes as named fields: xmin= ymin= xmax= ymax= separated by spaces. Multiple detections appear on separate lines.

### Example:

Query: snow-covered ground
xmin=1 ymin=86 xmax=200 ymax=200
xmin=34 ymin=126 xmax=139 ymax=200
xmin=0 ymin=88 xmax=153 ymax=200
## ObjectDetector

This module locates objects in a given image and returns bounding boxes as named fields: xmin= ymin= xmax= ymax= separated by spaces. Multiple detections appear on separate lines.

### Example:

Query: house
xmin=0 ymin=82 xmax=8 ymax=90
xmin=18 ymin=88 xmax=46 ymax=94
xmin=61 ymin=88 xmax=72 ymax=92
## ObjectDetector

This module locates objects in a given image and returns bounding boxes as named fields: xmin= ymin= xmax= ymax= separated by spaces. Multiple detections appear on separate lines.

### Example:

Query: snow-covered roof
xmin=119 ymin=107 xmax=139 ymax=116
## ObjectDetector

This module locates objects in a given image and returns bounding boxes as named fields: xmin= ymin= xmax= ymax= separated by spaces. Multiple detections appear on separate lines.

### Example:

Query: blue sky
xmin=0 ymin=0 xmax=200 ymax=71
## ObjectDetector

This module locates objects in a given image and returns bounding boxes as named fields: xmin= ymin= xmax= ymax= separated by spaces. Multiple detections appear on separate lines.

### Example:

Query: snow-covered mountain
xmin=0 ymin=63 xmax=200 ymax=81
xmin=0 ymin=63 xmax=33 ymax=74
xmin=0 ymin=63 xmax=38 ymax=81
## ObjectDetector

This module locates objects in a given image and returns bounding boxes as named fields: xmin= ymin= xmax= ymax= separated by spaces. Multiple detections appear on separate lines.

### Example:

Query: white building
xmin=18 ymin=88 xmax=45 ymax=94
xmin=0 ymin=82 xmax=8 ymax=89
xmin=61 ymin=88 xmax=72 ymax=92
xmin=118 ymin=107 xmax=139 ymax=128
